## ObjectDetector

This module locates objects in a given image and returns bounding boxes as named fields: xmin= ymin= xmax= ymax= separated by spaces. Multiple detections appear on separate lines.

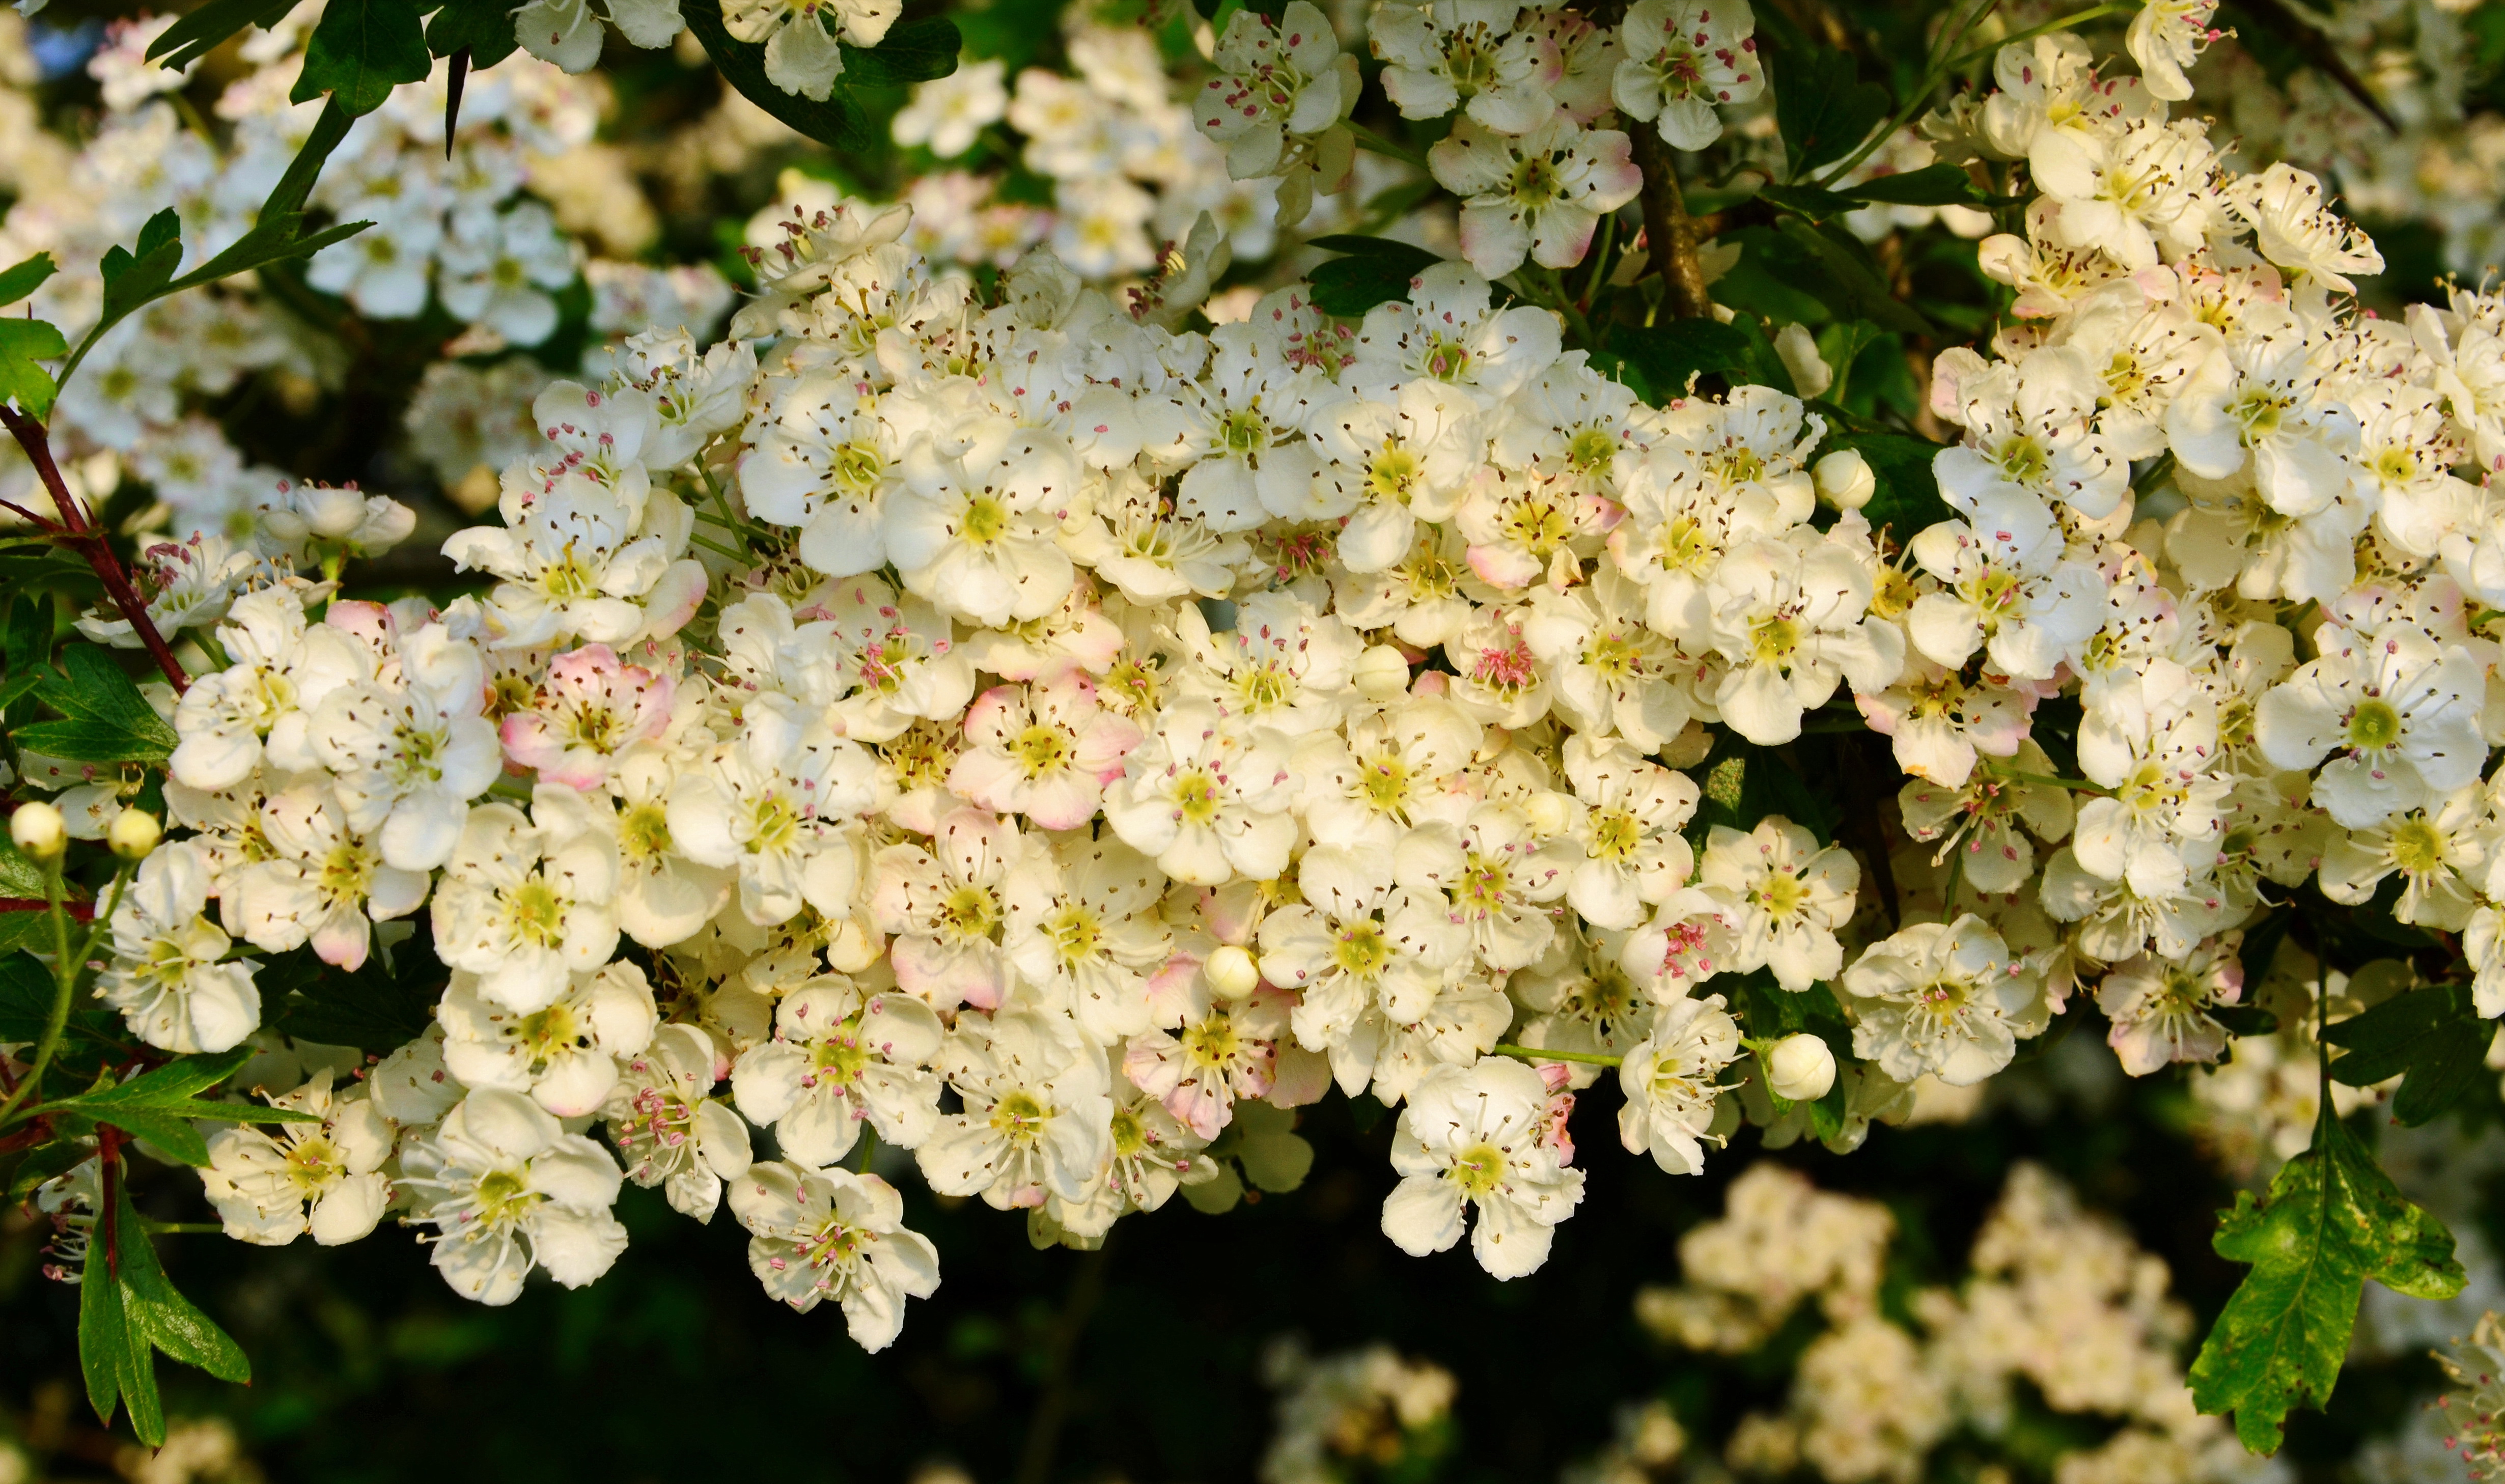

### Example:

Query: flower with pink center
xmin=1124 ymin=960 xmax=1292 ymax=1139
xmin=500 ymin=645 xmax=676 ymax=791
xmin=948 ymin=665 xmax=1145 ymax=829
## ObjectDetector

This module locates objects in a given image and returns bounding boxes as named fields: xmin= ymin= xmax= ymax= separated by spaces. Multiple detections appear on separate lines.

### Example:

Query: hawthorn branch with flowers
xmin=1 ymin=0 xmax=2500 ymax=1464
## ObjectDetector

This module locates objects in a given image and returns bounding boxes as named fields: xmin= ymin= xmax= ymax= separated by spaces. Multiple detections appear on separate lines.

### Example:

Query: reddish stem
xmin=0 ymin=406 xmax=189 ymax=692
xmin=98 ymin=1122 xmax=124 ymax=1278
xmin=0 ymin=897 xmax=91 ymax=919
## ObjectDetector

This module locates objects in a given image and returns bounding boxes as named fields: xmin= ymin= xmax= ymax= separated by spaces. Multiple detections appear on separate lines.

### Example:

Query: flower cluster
xmin=1638 ymin=1162 xmax=2267 ymax=1483
xmin=0 ymin=12 xmax=729 ymax=531
xmin=9 ymin=1 xmax=2490 ymax=1376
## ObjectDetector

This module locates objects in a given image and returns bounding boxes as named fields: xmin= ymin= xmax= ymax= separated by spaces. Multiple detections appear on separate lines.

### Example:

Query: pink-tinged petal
xmin=1072 ymin=714 xmax=1145 ymax=777
xmin=1467 ymin=541 xmax=1542 ymax=590
xmin=500 ymin=713 xmax=566 ymax=771
xmin=1019 ymin=770 xmax=1102 ymax=831
xmin=312 ymin=911 xmax=372 ymax=970
xmin=962 ymin=685 xmax=1024 ymax=746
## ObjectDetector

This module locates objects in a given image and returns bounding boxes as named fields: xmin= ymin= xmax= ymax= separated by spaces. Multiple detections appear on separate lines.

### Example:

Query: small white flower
xmin=604 ymin=1023 xmax=754 ymax=1220
xmin=402 ymin=1087 xmax=629 ymax=1306
xmin=199 ymin=1072 xmax=394 ymax=1246
xmin=728 ymin=1162 xmax=940 ymax=1349
xmin=1616 ymin=994 xmax=1742 ymax=1175
xmin=1612 ymin=0 xmax=1763 ymax=150
xmin=438 ymin=963 xmax=660 ymax=1117
xmin=1380 ymin=1057 xmax=1585 ymax=1280
xmin=731 ymin=976 xmax=947 ymax=1165
xmin=1841 ymin=915 xmax=2048 ymax=1086
xmin=98 ymin=843 xmax=261 ymax=1054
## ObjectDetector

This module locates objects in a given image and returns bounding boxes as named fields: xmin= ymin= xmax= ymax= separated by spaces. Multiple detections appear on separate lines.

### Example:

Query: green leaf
xmin=839 ymin=17 xmax=962 ymax=87
xmin=682 ymin=1 xmax=872 ymax=151
xmin=116 ymin=1202 xmax=252 ymax=1383
xmin=148 ymin=0 xmax=303 ymax=70
xmin=53 ymin=1048 xmax=319 ymax=1169
xmin=268 ymin=928 xmax=449 ymax=1053
xmin=0 ymin=253 xmax=55 ymax=308
xmin=2189 ymin=1117 xmax=2466 ymax=1452
xmin=1611 ymin=315 xmax=1795 ymax=401
xmin=26 ymin=645 xmax=180 ymax=763
xmin=80 ymin=1233 xmax=161 ymax=1446
xmin=2323 ymin=982 xmax=2490 ymax=1126
xmin=0 ymin=316 xmax=68 ymax=420
xmin=1305 ymin=236 xmax=1444 ymax=319
xmin=1774 ymin=218 xmax=1933 ymax=337
xmin=1839 ymin=162 xmax=1994 ymax=208
xmin=1772 ymin=46 xmax=1889 ymax=180
xmin=7 ymin=592 xmax=53 ymax=672
xmin=98 ymin=211 xmax=187 ymax=333
xmin=1757 ymin=182 xmax=1858 ymax=221
xmin=424 ymin=0 xmax=521 ymax=65
xmin=0 ymin=947 xmax=55 ymax=1041
xmin=80 ymin=1179 xmax=252 ymax=1445
xmin=293 ymin=0 xmax=432 ymax=116
xmin=1688 ymin=735 xmax=1838 ymax=845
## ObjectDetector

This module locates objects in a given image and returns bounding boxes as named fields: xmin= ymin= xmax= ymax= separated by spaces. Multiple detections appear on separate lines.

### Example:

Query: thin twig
xmin=1015 ymin=1239 xmax=1116 ymax=1484
xmin=0 ymin=407 xmax=188 ymax=691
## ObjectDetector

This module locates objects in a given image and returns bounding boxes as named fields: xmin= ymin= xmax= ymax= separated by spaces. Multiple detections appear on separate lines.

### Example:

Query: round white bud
xmin=1521 ymin=790 xmax=1576 ymax=838
xmin=1814 ymin=450 xmax=1875 ymax=510
xmin=107 ymin=808 xmax=161 ymax=860
xmin=1206 ymin=944 xmax=1261 ymax=1000
xmin=1352 ymin=645 xmax=1411 ymax=702
xmin=10 ymin=802 xmax=66 ymax=861
xmin=1766 ymin=1033 xmax=1838 ymax=1102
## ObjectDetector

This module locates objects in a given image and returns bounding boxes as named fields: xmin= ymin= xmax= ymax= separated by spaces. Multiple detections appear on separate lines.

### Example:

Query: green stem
xmin=1346 ymin=121 xmax=1429 ymax=171
xmin=685 ymin=531 xmax=750 ymax=564
xmin=0 ymin=855 xmax=77 ymax=1128
xmin=1944 ymin=2 xmax=2134 ymax=72
xmin=1982 ymin=762 xmax=2114 ymax=797
xmin=0 ymin=864 xmax=133 ymax=1130
xmin=1814 ymin=0 xmax=2006 ymax=186
xmin=854 ymin=1126 xmax=878 ymax=1174
xmin=1492 ymin=1043 xmax=1624 ymax=1068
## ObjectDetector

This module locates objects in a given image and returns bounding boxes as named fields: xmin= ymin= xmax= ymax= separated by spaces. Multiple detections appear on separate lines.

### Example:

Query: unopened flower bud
xmin=1766 ymin=1033 xmax=1837 ymax=1102
xmin=11 ymin=801 xmax=66 ymax=861
xmin=108 ymin=808 xmax=161 ymax=860
xmin=1521 ymin=790 xmax=1575 ymax=838
xmin=1206 ymin=944 xmax=1260 ymax=1000
xmin=1814 ymin=450 xmax=1875 ymax=511
xmin=1353 ymin=644 xmax=1411 ymax=702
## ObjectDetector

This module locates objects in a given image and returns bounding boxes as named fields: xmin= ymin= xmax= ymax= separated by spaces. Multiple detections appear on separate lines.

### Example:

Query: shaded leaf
xmin=293 ymin=0 xmax=432 ymax=116
xmin=1773 ymin=46 xmax=1888 ymax=179
xmin=839 ymin=18 xmax=962 ymax=87
xmin=1840 ymin=162 xmax=1994 ymax=208
xmin=1306 ymin=236 xmax=1444 ymax=319
xmin=148 ymin=0 xmax=303 ymax=70
xmin=2323 ymin=981 xmax=2489 ymax=1126
xmin=0 ymin=253 xmax=54 ymax=308
xmin=424 ymin=0 xmax=520 ymax=66
xmin=268 ymin=928 xmax=450 ymax=1053
xmin=682 ymin=1 xmax=871 ymax=151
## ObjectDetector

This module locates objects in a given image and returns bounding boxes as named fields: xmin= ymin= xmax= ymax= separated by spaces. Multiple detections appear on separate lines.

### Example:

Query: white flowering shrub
xmin=2 ymin=0 xmax=2503 ymax=1469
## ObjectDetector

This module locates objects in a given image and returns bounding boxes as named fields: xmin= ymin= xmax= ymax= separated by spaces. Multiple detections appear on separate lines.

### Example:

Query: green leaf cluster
xmin=81 ymin=1176 xmax=253 ymax=1447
